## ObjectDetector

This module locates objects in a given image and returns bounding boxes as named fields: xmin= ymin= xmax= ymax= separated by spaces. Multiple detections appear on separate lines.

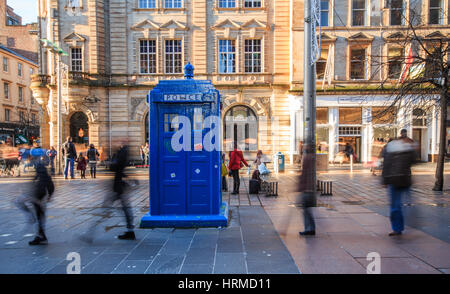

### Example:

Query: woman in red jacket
xmin=228 ymin=143 xmax=248 ymax=194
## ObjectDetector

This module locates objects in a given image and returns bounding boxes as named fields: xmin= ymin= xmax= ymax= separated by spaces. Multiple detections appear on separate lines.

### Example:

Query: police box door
xmin=157 ymin=103 xmax=213 ymax=215
xmin=186 ymin=104 xmax=213 ymax=215
xmin=157 ymin=104 xmax=186 ymax=215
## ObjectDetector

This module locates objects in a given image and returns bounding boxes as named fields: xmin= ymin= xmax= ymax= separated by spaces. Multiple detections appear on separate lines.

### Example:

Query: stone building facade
xmin=32 ymin=0 xmax=449 ymax=162
xmin=0 ymin=1 xmax=40 ymax=146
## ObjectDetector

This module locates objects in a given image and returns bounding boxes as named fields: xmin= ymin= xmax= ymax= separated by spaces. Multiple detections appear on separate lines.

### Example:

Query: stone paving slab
xmin=0 ymin=174 xmax=299 ymax=274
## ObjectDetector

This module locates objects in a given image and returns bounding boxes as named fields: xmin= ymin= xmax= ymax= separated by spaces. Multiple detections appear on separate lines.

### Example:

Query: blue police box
xmin=140 ymin=63 xmax=229 ymax=228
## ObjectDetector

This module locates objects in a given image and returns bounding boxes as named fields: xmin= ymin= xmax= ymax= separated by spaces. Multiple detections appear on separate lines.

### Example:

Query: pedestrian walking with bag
xmin=87 ymin=144 xmax=100 ymax=178
xmin=228 ymin=143 xmax=248 ymax=195
xmin=382 ymin=129 xmax=416 ymax=236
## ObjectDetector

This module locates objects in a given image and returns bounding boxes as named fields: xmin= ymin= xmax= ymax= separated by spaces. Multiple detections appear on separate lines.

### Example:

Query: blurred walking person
xmin=81 ymin=139 xmax=136 ymax=243
xmin=76 ymin=152 xmax=87 ymax=179
xmin=382 ymin=129 xmax=416 ymax=236
xmin=15 ymin=157 xmax=55 ymax=245
xmin=87 ymin=144 xmax=100 ymax=178
xmin=228 ymin=143 xmax=248 ymax=195
xmin=46 ymin=146 xmax=57 ymax=175
xmin=298 ymin=144 xmax=316 ymax=236
xmin=62 ymin=136 xmax=77 ymax=179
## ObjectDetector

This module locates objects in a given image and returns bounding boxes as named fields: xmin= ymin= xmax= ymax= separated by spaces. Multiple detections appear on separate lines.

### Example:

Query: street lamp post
xmin=304 ymin=0 xmax=317 ymax=192
xmin=40 ymin=39 xmax=68 ymax=176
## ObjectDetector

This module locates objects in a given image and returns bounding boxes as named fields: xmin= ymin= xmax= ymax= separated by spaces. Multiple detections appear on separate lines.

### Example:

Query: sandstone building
xmin=32 ymin=0 xmax=449 ymax=162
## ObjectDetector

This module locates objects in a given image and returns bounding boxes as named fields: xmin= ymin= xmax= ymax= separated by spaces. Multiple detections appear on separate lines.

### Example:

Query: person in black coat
xmin=15 ymin=158 xmax=55 ymax=245
xmin=108 ymin=141 xmax=135 ymax=240
xmin=62 ymin=136 xmax=77 ymax=179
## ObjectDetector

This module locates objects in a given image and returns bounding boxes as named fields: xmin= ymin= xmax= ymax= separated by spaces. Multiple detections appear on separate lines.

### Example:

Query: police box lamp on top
xmin=140 ymin=62 xmax=228 ymax=228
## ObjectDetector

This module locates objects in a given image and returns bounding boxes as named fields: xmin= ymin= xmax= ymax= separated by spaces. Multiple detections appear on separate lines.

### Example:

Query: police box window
xmin=164 ymin=114 xmax=180 ymax=132
xmin=218 ymin=0 xmax=236 ymax=8
xmin=67 ymin=0 xmax=81 ymax=7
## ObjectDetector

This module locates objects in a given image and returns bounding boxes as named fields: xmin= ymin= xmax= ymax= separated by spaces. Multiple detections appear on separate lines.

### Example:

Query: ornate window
xmin=140 ymin=39 xmax=157 ymax=74
xmin=70 ymin=47 xmax=83 ymax=72
xmin=17 ymin=63 xmax=22 ymax=77
xmin=3 ymin=82 xmax=9 ymax=99
xmin=165 ymin=40 xmax=182 ymax=74
xmin=165 ymin=0 xmax=182 ymax=8
xmin=429 ymin=0 xmax=444 ymax=25
xmin=3 ymin=57 xmax=8 ymax=72
xmin=389 ymin=0 xmax=404 ymax=26
xmin=320 ymin=0 xmax=329 ymax=27
xmin=350 ymin=48 xmax=367 ymax=79
xmin=218 ymin=0 xmax=236 ymax=8
xmin=388 ymin=47 xmax=404 ymax=79
xmin=244 ymin=0 xmax=262 ymax=8
xmin=139 ymin=0 xmax=156 ymax=8
xmin=18 ymin=86 xmax=23 ymax=102
xmin=244 ymin=39 xmax=262 ymax=73
xmin=352 ymin=0 xmax=366 ymax=26
xmin=219 ymin=39 xmax=236 ymax=74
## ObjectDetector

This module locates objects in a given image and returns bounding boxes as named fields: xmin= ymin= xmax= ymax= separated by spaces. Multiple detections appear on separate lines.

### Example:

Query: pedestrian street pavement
xmin=0 ymin=168 xmax=448 ymax=274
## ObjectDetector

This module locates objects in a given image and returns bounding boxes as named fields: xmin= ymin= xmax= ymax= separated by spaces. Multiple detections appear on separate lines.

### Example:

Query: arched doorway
xmin=224 ymin=105 xmax=257 ymax=151
xmin=70 ymin=112 xmax=89 ymax=145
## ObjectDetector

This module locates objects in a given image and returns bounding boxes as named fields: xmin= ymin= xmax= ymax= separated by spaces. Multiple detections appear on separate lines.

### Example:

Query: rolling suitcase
xmin=249 ymin=179 xmax=260 ymax=194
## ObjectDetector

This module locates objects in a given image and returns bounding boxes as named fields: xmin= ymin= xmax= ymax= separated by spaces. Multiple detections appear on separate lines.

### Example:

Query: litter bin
xmin=273 ymin=152 xmax=285 ymax=173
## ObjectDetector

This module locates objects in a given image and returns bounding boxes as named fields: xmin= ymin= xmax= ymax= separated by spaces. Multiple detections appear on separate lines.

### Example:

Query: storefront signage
xmin=338 ymin=97 xmax=366 ymax=104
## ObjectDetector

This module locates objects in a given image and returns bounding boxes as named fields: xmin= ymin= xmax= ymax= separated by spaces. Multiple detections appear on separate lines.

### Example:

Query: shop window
xmin=316 ymin=107 xmax=328 ymax=124
xmin=316 ymin=127 xmax=329 ymax=153
xmin=412 ymin=108 xmax=427 ymax=126
xmin=372 ymin=107 xmax=397 ymax=124
xmin=339 ymin=107 xmax=362 ymax=124
xmin=372 ymin=127 xmax=397 ymax=157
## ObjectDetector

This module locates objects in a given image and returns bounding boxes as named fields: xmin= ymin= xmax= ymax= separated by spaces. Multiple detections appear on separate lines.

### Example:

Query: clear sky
xmin=7 ymin=0 xmax=38 ymax=24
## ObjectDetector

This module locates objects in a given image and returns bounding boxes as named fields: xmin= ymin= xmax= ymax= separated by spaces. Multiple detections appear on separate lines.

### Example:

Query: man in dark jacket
xmin=87 ymin=144 xmax=100 ymax=178
xmin=62 ymin=136 xmax=77 ymax=179
xmin=108 ymin=140 xmax=135 ymax=240
xmin=382 ymin=130 xmax=416 ymax=236
xmin=16 ymin=159 xmax=55 ymax=245
xmin=297 ymin=144 xmax=317 ymax=236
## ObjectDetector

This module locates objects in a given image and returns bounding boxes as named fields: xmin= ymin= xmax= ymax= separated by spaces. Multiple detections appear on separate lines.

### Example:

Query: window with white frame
xmin=67 ymin=0 xmax=81 ymax=7
xmin=18 ymin=63 xmax=22 ymax=77
xmin=390 ymin=0 xmax=404 ymax=25
xmin=350 ymin=47 xmax=367 ymax=79
xmin=352 ymin=0 xmax=366 ymax=26
xmin=139 ymin=0 xmax=156 ymax=8
xmin=4 ymin=109 xmax=10 ymax=121
xmin=320 ymin=0 xmax=329 ymax=27
xmin=218 ymin=0 xmax=236 ymax=8
xmin=244 ymin=0 xmax=262 ymax=8
xmin=165 ymin=40 xmax=182 ymax=74
xmin=219 ymin=39 xmax=236 ymax=74
xmin=4 ymin=82 xmax=9 ymax=99
xmin=70 ymin=47 xmax=83 ymax=72
xmin=140 ymin=40 xmax=157 ymax=74
xmin=429 ymin=0 xmax=444 ymax=24
xmin=18 ymin=86 xmax=23 ymax=102
xmin=244 ymin=39 xmax=262 ymax=73
xmin=165 ymin=0 xmax=182 ymax=8
xmin=3 ymin=57 xmax=8 ymax=72
xmin=388 ymin=47 xmax=404 ymax=79
xmin=316 ymin=47 xmax=329 ymax=79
